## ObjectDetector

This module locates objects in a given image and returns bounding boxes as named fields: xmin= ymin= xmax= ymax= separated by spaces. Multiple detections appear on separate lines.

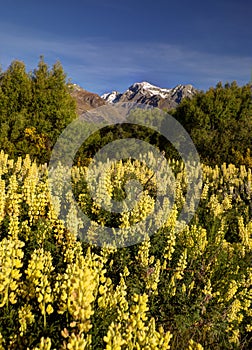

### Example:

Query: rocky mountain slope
xmin=70 ymin=84 xmax=106 ymax=115
xmin=101 ymin=81 xmax=198 ymax=110
xmin=69 ymin=81 xmax=198 ymax=118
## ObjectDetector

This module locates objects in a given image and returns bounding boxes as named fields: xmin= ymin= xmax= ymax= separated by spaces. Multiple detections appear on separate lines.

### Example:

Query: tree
xmin=0 ymin=57 xmax=77 ymax=163
xmin=171 ymin=81 xmax=252 ymax=166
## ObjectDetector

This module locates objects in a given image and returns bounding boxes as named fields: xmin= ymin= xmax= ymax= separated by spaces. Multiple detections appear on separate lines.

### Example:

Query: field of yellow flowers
xmin=0 ymin=150 xmax=251 ymax=349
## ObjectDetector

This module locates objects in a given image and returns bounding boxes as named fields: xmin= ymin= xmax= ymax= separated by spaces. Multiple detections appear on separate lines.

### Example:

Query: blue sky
xmin=0 ymin=0 xmax=251 ymax=94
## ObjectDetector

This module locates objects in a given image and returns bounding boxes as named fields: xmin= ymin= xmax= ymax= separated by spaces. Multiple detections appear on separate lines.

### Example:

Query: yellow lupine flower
xmin=0 ymin=238 xmax=24 ymax=307
xmin=18 ymin=304 xmax=35 ymax=336
xmin=0 ymin=332 xmax=5 ymax=350
xmin=32 ymin=337 xmax=52 ymax=350
xmin=188 ymin=339 xmax=204 ymax=350
xmin=25 ymin=248 xmax=54 ymax=327
xmin=62 ymin=332 xmax=92 ymax=349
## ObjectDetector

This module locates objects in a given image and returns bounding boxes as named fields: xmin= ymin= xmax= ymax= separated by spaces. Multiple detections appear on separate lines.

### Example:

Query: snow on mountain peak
xmin=101 ymin=81 xmax=198 ymax=109
xmin=101 ymin=91 xmax=119 ymax=103
xmin=129 ymin=81 xmax=171 ymax=98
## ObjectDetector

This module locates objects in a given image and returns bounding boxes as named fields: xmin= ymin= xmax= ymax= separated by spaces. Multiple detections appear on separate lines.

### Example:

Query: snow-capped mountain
xmin=101 ymin=81 xmax=198 ymax=110
xmin=69 ymin=81 xmax=198 ymax=120
xmin=101 ymin=90 xmax=122 ymax=104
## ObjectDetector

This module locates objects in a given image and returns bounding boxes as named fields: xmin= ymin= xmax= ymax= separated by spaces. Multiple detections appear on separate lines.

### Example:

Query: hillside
xmin=101 ymin=81 xmax=198 ymax=110
xmin=0 ymin=58 xmax=251 ymax=350
xmin=0 ymin=58 xmax=251 ymax=167
xmin=70 ymin=84 xmax=106 ymax=114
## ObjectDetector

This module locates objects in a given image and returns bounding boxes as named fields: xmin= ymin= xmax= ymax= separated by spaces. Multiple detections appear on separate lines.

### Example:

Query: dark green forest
xmin=0 ymin=58 xmax=251 ymax=166
xmin=171 ymin=82 xmax=252 ymax=167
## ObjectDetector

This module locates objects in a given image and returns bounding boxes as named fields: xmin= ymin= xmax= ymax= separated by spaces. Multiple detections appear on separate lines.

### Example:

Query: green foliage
xmin=0 ymin=58 xmax=77 ymax=163
xmin=172 ymin=81 xmax=252 ymax=166
xmin=0 ymin=57 xmax=251 ymax=170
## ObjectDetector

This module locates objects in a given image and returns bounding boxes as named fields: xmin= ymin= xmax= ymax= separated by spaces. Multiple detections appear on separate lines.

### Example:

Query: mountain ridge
xmin=101 ymin=81 xmax=198 ymax=110
xmin=69 ymin=81 xmax=199 ymax=116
